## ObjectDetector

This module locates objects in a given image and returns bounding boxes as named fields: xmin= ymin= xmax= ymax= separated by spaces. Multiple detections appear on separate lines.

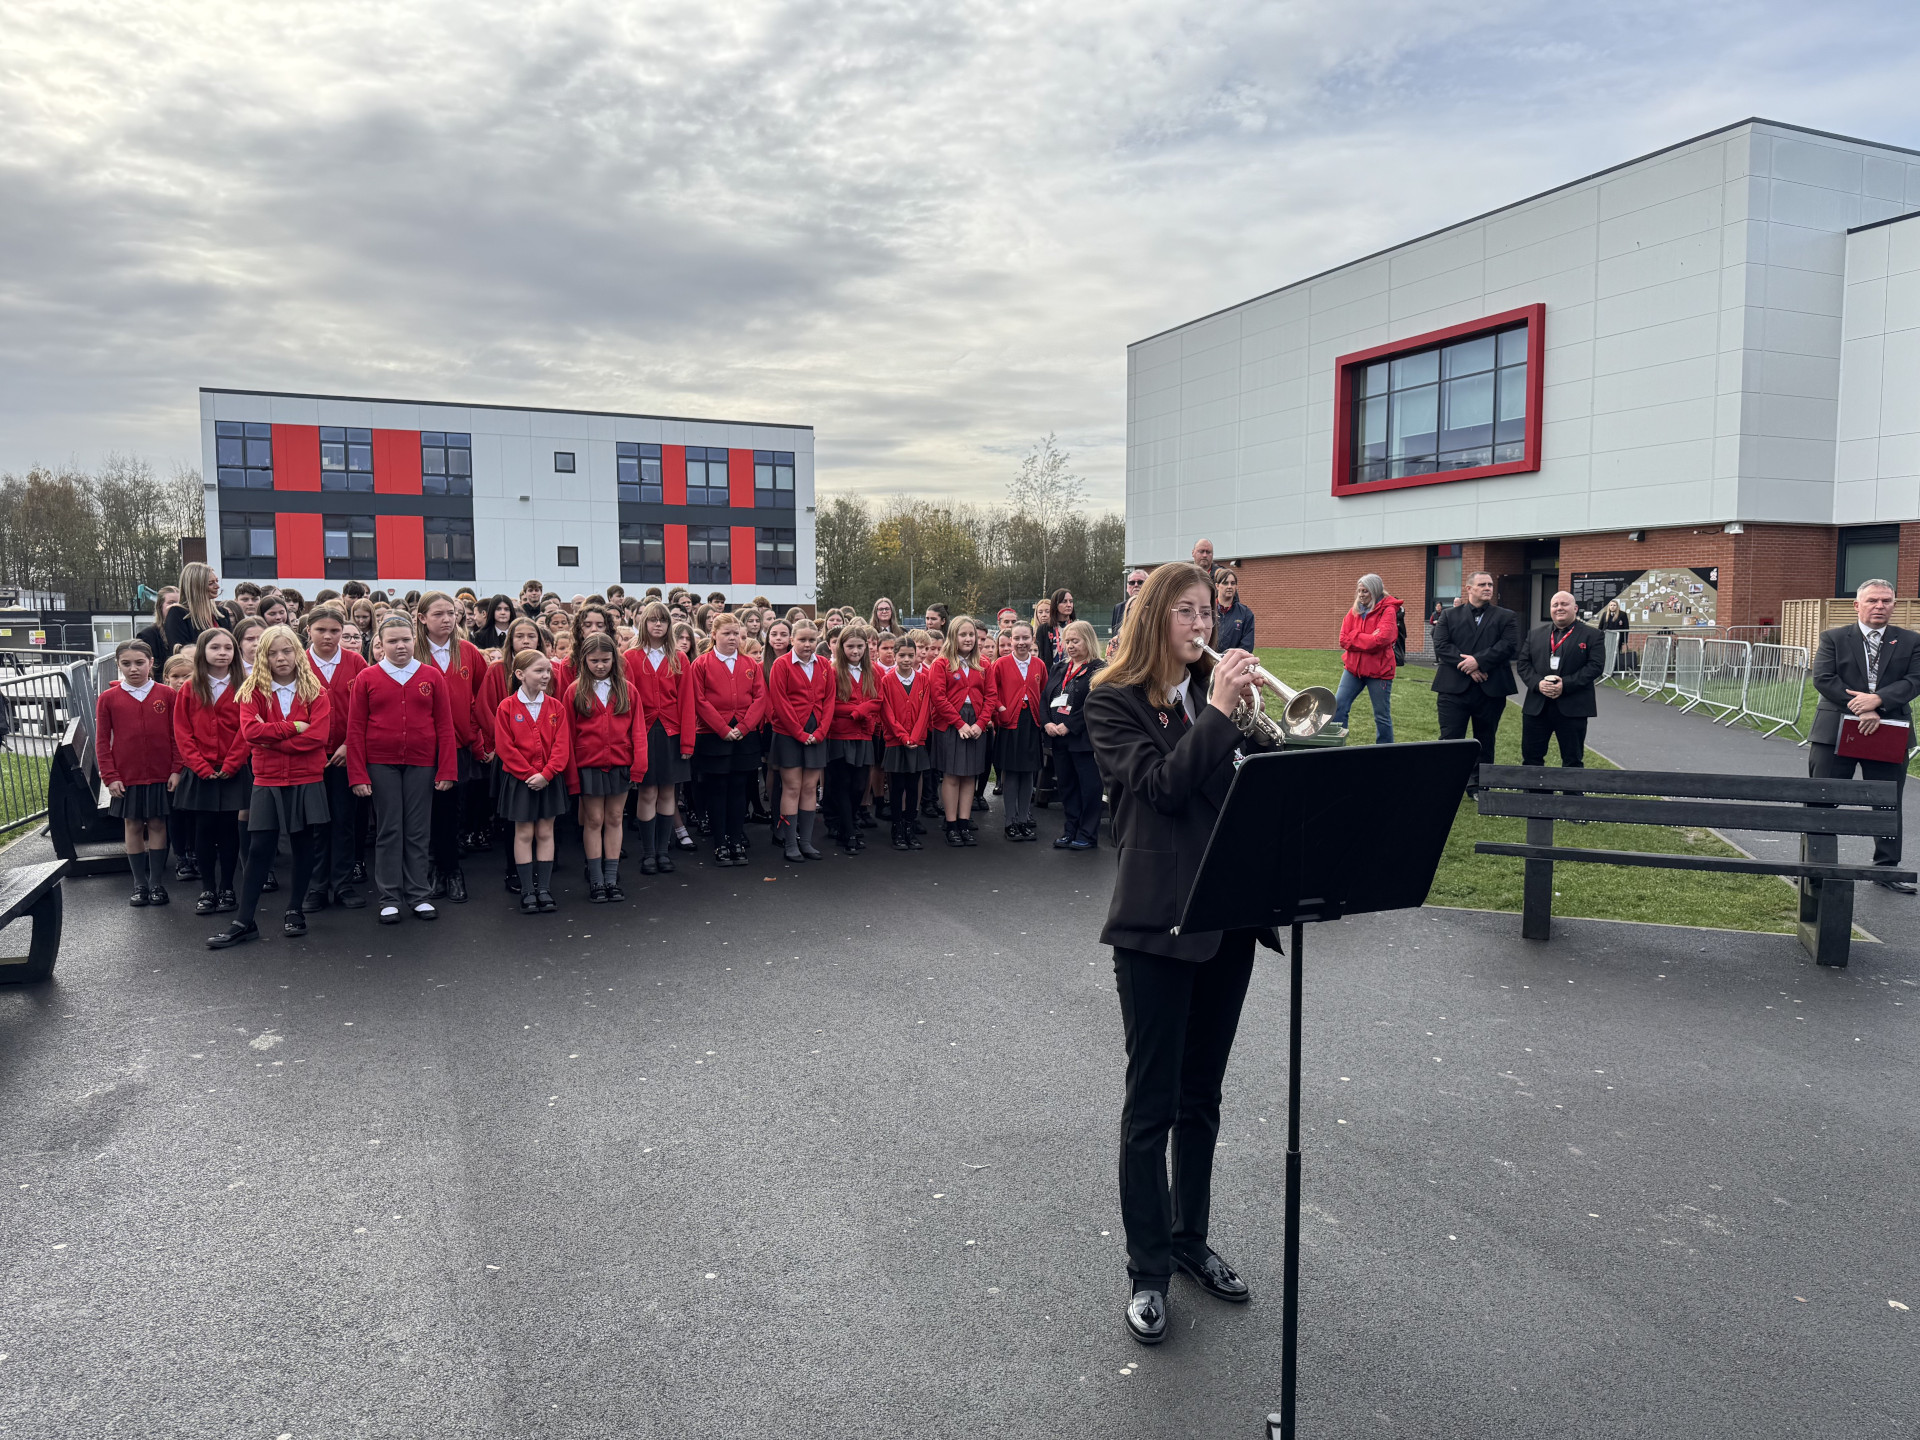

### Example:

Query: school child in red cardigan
xmin=480 ymin=616 xmax=549 ymax=893
xmin=97 ymin=639 xmax=179 ymax=905
xmin=768 ymin=618 xmax=836 ymax=863
xmin=823 ymin=624 xmax=882 ymax=855
xmin=207 ymin=626 xmax=332 ymax=949
xmin=928 ymin=616 xmax=992 ymax=847
xmin=868 ymin=631 xmax=898 ymax=823
xmin=690 ymin=612 xmax=767 ymax=868
xmin=302 ymin=603 xmax=369 ymax=912
xmin=496 ymin=650 xmax=571 ymax=913
xmin=879 ymin=632 xmax=933 ymax=851
xmin=564 ymin=633 xmax=645 ymax=903
xmin=623 ymin=601 xmax=696 ymax=875
xmin=990 ymin=620 xmax=1047 ymax=842
xmin=173 ymin=626 xmax=250 ymax=914
xmin=416 ymin=591 xmax=489 ymax=904
xmin=347 ymin=614 xmax=459 ymax=925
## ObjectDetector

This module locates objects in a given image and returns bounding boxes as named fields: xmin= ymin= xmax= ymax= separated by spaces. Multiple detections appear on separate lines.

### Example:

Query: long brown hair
xmin=189 ymin=624 xmax=242 ymax=708
xmin=413 ymin=590 xmax=463 ymax=659
xmin=1093 ymin=562 xmax=1210 ymax=709
xmin=570 ymin=632 xmax=633 ymax=716
xmin=177 ymin=561 xmax=219 ymax=633
xmin=833 ymin=623 xmax=877 ymax=702
xmin=635 ymin=600 xmax=682 ymax=675
xmin=571 ymin=602 xmax=615 ymax=657
xmin=502 ymin=617 xmax=549 ymax=670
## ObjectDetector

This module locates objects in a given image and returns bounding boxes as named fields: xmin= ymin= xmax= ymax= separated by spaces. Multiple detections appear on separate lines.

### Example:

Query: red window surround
xmin=1330 ymin=303 xmax=1545 ymax=498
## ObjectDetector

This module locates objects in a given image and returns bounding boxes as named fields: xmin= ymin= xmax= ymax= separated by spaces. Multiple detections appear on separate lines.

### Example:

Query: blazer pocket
xmin=1114 ymin=846 xmax=1181 ymax=931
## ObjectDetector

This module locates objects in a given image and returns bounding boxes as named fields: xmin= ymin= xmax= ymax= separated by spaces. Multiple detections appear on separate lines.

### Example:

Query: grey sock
xmin=604 ymin=856 xmax=619 ymax=885
xmin=148 ymin=842 xmax=168 ymax=876
xmin=659 ymin=815 xmax=676 ymax=852
xmin=129 ymin=850 xmax=149 ymax=885
xmin=637 ymin=820 xmax=656 ymax=859
xmin=587 ymin=856 xmax=605 ymax=885
xmin=534 ymin=859 xmax=553 ymax=893
xmin=797 ymin=811 xmax=816 ymax=844
xmin=517 ymin=862 xmax=535 ymax=895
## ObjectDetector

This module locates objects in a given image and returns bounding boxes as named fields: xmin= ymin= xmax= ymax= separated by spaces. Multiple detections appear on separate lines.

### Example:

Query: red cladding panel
xmin=275 ymin=513 xmax=324 ymax=578
xmin=663 ymin=445 xmax=687 ymax=505
xmin=665 ymin=524 xmax=688 ymax=584
xmin=273 ymin=425 xmax=322 ymax=491
xmin=729 ymin=448 xmax=755 ymax=509
xmin=376 ymin=515 xmax=426 ymax=580
xmin=730 ymin=525 xmax=757 ymax=585
xmin=374 ymin=430 xmax=423 ymax=494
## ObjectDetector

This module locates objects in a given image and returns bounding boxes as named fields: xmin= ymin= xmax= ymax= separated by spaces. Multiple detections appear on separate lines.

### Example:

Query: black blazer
xmin=1085 ymin=666 xmax=1281 ymax=962
xmin=1515 ymin=620 xmax=1605 ymax=717
xmin=1042 ymin=658 xmax=1101 ymax=753
xmin=1430 ymin=603 xmax=1520 ymax=698
xmin=1811 ymin=623 xmax=1920 ymax=748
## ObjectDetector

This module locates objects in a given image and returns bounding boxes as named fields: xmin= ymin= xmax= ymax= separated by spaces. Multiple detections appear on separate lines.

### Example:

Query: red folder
xmin=1836 ymin=715 xmax=1911 ymax=764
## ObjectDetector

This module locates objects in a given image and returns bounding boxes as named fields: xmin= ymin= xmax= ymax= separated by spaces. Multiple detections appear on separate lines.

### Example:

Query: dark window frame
xmin=755 ymin=526 xmax=797 ymax=586
xmin=421 ymin=431 xmax=472 ymax=497
xmin=687 ymin=523 xmax=731 ymax=584
xmin=215 ymin=420 xmax=276 ymax=490
xmin=220 ymin=508 xmax=279 ymax=579
xmin=618 ymin=442 xmax=663 ymax=504
xmin=685 ymin=446 xmax=730 ymax=507
xmin=753 ymin=449 xmax=796 ymax=509
xmin=1836 ymin=524 xmax=1901 ymax=598
xmin=319 ymin=426 xmax=375 ymax=493
xmin=554 ymin=451 xmax=576 ymax=474
xmin=323 ymin=512 xmax=378 ymax=581
xmin=620 ymin=522 xmax=666 ymax=584
xmin=424 ymin=516 xmax=475 ymax=582
xmin=557 ymin=545 xmax=580 ymax=568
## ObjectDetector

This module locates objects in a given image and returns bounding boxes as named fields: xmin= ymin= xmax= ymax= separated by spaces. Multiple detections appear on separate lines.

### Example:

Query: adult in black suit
xmin=1810 ymin=579 xmax=1917 ymax=891
xmin=1110 ymin=568 xmax=1148 ymax=636
xmin=1084 ymin=562 xmax=1277 ymax=1347
xmin=1431 ymin=570 xmax=1520 ymax=786
xmin=1515 ymin=591 xmax=1605 ymax=768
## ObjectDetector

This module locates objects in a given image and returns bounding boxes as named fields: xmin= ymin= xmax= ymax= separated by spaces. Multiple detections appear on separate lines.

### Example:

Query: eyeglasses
xmin=1127 ymin=578 xmax=1144 ymax=588
xmin=1172 ymin=604 xmax=1215 ymax=625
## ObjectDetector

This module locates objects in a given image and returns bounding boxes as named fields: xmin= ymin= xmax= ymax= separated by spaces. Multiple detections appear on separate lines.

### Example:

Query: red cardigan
xmin=623 ymin=646 xmax=696 ymax=753
xmin=345 ymin=662 xmax=459 ymax=787
xmin=96 ymin=682 xmax=178 ymax=788
xmin=173 ymin=681 xmax=250 ymax=779
xmin=827 ymin=668 xmax=883 ymax=740
xmin=562 ymin=679 xmax=648 ymax=790
xmin=241 ymin=686 xmax=332 ymax=786
xmin=928 ymin=657 xmax=993 ymax=732
xmin=308 ymin=647 xmax=368 ymax=755
xmin=990 ymin=655 xmax=1046 ymax=729
xmin=768 ymin=653 xmax=836 ymax=743
xmin=691 ymin=651 xmax=767 ymax=737
xmin=494 ymin=692 xmax=571 ymax=783
xmin=878 ymin=669 xmax=932 ymax=748
xmin=423 ymin=636 xmax=490 ymax=760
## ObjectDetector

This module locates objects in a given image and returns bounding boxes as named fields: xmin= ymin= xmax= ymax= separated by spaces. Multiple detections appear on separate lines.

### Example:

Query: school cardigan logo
xmin=152 ymin=698 xmax=168 ymax=712
xmin=417 ymin=681 xmax=433 ymax=697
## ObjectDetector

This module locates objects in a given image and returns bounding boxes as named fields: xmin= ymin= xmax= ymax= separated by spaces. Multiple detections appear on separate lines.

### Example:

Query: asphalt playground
xmin=3 ymin=697 xmax=1917 ymax=1439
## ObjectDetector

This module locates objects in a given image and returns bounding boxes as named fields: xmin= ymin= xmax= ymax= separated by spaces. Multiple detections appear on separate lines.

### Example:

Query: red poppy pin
xmin=1158 ymin=711 xmax=1169 ymax=728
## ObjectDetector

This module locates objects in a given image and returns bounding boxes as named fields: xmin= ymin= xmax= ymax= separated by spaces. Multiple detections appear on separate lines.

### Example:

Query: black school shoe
xmin=176 ymin=855 xmax=200 ymax=880
xmin=1125 ymin=1290 xmax=1168 ymax=1345
xmin=656 ymin=852 xmax=676 ymax=874
xmin=206 ymin=921 xmax=259 ymax=950
xmin=147 ymin=883 xmax=170 ymax=906
xmin=216 ymin=888 xmax=238 ymax=913
xmin=283 ymin=909 xmax=308 ymax=937
xmin=259 ymin=871 xmax=279 ymax=894
xmin=128 ymin=886 xmax=150 ymax=908
xmin=521 ymin=891 xmax=541 ymax=915
xmin=195 ymin=890 xmax=220 ymax=915
xmin=713 ymin=845 xmax=736 ymax=868
xmin=1174 ymin=1249 xmax=1250 ymax=1303
xmin=639 ymin=856 xmax=658 ymax=876
xmin=334 ymin=886 xmax=366 ymax=910
xmin=536 ymin=890 xmax=557 ymax=914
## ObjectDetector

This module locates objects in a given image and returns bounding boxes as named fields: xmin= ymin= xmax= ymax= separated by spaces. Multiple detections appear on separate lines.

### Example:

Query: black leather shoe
xmin=1873 ymin=874 xmax=1917 ymax=895
xmin=1175 ymin=1249 xmax=1250 ymax=1303
xmin=335 ymin=886 xmax=366 ymax=910
xmin=260 ymin=871 xmax=279 ymax=894
xmin=215 ymin=888 xmax=238 ymax=913
xmin=206 ymin=921 xmax=259 ymax=950
xmin=195 ymin=890 xmax=219 ymax=915
xmin=303 ymin=888 xmax=330 ymax=911
xmin=656 ymin=852 xmax=676 ymax=874
xmin=127 ymin=885 xmax=150 ymax=908
xmin=283 ymin=909 xmax=308 ymax=937
xmin=714 ymin=846 xmax=736 ymax=868
xmin=639 ymin=855 xmax=658 ymax=875
xmin=1126 ymin=1289 xmax=1168 ymax=1345
xmin=146 ymin=883 xmax=170 ymax=906
xmin=445 ymin=869 xmax=468 ymax=903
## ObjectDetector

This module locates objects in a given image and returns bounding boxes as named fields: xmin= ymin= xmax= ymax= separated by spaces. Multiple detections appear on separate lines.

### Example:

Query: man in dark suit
xmin=1515 ymin=590 xmax=1605 ymax=768
xmin=1430 ymin=570 xmax=1520 ymax=787
xmin=1111 ymin=569 xmax=1147 ymax=634
xmin=1810 ymin=579 xmax=1917 ymax=893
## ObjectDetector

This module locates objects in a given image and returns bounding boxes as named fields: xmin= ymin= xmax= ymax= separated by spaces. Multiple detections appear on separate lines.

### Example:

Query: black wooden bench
xmin=0 ymin=859 xmax=71 ymax=984
xmin=1472 ymin=764 xmax=1913 ymax=968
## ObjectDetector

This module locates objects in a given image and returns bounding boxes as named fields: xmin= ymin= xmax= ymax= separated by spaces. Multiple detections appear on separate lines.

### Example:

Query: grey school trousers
xmin=367 ymin=763 xmax=434 ymax=906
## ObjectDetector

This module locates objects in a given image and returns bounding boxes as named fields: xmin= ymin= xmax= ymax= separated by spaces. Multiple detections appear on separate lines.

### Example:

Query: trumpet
xmin=1200 ymin=644 xmax=1338 ymax=741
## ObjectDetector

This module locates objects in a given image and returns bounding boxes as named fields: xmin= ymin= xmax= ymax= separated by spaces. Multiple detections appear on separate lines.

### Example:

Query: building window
xmin=424 ymin=516 xmax=475 ymax=582
xmin=421 ymin=432 xmax=471 ymax=496
xmin=1427 ymin=543 xmax=1463 ymax=619
xmin=620 ymin=523 xmax=665 ymax=584
xmin=323 ymin=514 xmax=377 ymax=580
xmin=686 ymin=446 xmax=730 ymax=506
xmin=1837 ymin=525 xmax=1900 ymax=597
xmin=319 ymin=427 xmax=374 ymax=492
xmin=554 ymin=451 xmax=576 ymax=473
xmin=215 ymin=421 xmax=275 ymax=489
xmin=220 ymin=510 xmax=278 ymax=578
xmin=1332 ymin=303 xmax=1543 ymax=496
xmin=687 ymin=524 xmax=730 ymax=584
xmin=557 ymin=545 xmax=580 ymax=568
xmin=617 ymin=442 xmax=662 ymax=503
xmin=755 ymin=528 xmax=797 ymax=586
xmin=754 ymin=451 xmax=796 ymax=509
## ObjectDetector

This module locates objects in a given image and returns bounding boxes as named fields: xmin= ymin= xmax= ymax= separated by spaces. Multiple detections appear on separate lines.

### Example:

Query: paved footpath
xmin=2 ymin=783 xmax=1917 ymax=1439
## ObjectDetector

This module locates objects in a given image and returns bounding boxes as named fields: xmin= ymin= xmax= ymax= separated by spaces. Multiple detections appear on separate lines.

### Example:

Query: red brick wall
xmin=1901 ymin=523 xmax=1920 ymax=600
xmin=1232 ymin=545 xmax=1428 ymax=650
xmin=1557 ymin=524 xmax=1836 ymax=628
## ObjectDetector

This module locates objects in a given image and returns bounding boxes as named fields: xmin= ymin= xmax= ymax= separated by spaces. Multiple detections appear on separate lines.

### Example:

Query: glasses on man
xmin=1172 ymin=604 xmax=1215 ymax=625
xmin=1127 ymin=577 xmax=1144 ymax=588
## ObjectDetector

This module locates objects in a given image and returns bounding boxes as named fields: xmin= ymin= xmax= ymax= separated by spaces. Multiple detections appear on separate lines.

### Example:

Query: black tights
xmin=721 ymin=771 xmax=752 ymax=846
xmin=197 ymin=810 xmax=242 ymax=893
xmin=889 ymin=772 xmax=923 ymax=823
xmin=238 ymin=827 xmax=319 ymax=927
xmin=430 ymin=782 xmax=463 ymax=875
xmin=824 ymin=758 xmax=863 ymax=838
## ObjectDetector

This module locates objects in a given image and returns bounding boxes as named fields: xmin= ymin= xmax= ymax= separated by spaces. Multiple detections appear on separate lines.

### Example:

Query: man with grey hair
xmin=1111 ymin=568 xmax=1149 ymax=634
xmin=1191 ymin=538 xmax=1215 ymax=573
xmin=1810 ymin=578 xmax=1917 ymax=893
xmin=1430 ymin=569 xmax=1519 ymax=789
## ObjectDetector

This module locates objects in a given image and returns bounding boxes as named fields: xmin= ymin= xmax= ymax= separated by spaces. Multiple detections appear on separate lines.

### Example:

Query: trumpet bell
xmin=1278 ymin=685 xmax=1338 ymax=737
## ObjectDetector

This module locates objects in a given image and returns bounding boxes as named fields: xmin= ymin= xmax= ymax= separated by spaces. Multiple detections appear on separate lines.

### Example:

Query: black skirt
xmin=694 ymin=730 xmax=763 ymax=775
xmin=109 ymin=780 xmax=171 ymax=820
xmin=771 ymin=733 xmax=829 ymax=769
xmin=883 ymin=743 xmax=931 ymax=774
xmin=826 ymin=737 xmax=875 ymax=767
xmin=175 ymin=764 xmax=252 ymax=812
xmin=498 ymin=773 xmax=571 ymax=821
xmin=642 ymin=721 xmax=691 ymax=787
xmin=996 ymin=712 xmax=1044 ymax=773
xmin=931 ymin=726 xmax=988 ymax=777
xmin=576 ymin=764 xmax=630 ymax=796
xmin=247 ymin=781 xmax=329 ymax=833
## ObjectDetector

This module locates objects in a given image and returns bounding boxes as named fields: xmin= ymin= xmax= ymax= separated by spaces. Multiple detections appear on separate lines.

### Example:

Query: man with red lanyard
xmin=1514 ymin=590 xmax=1604 ymax=770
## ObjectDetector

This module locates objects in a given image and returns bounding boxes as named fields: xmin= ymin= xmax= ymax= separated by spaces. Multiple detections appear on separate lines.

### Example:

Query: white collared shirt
xmin=429 ymin=639 xmax=452 ymax=670
xmin=1861 ymin=622 xmax=1887 ymax=643
xmin=519 ymin=688 xmax=545 ymax=718
xmin=379 ymin=658 xmax=422 ymax=684
xmin=848 ymin=664 xmax=862 ymax=683
xmin=593 ymin=678 xmax=612 ymax=706
xmin=121 ymin=678 xmax=155 ymax=701
xmin=898 ymin=668 xmax=915 ymax=687
xmin=1012 ymin=655 xmax=1032 ymax=678
xmin=309 ymin=649 xmax=338 ymax=681
xmin=209 ymin=673 xmax=232 ymax=700
xmin=646 ymin=646 xmax=666 ymax=668
xmin=717 ymin=650 xmax=738 ymax=671
xmin=1172 ymin=675 xmax=1196 ymax=722
xmin=796 ymin=656 xmax=815 ymax=681
xmin=272 ymin=682 xmax=298 ymax=717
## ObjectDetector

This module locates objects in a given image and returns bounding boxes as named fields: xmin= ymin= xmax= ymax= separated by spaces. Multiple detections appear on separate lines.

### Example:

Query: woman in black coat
xmin=1082 ymin=560 xmax=1273 ymax=1347
xmin=163 ymin=562 xmax=225 ymax=656
xmin=1040 ymin=619 xmax=1103 ymax=848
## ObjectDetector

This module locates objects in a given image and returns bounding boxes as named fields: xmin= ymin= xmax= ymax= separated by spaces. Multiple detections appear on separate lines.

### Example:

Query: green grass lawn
xmin=0 ymin=749 xmax=52 ymax=838
xmin=1255 ymin=649 xmax=1804 ymax=935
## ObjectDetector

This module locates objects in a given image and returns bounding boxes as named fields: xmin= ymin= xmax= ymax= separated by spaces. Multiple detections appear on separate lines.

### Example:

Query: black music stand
xmin=1174 ymin=739 xmax=1481 ymax=1440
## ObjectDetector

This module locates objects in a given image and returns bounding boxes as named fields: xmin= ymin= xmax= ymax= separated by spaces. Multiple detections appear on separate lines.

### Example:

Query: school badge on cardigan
xmin=418 ymin=681 xmax=433 ymax=697
xmin=151 ymin=698 xmax=167 ymax=713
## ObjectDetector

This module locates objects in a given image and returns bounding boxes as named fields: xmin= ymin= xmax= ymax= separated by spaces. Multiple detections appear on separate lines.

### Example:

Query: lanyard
xmin=1548 ymin=627 xmax=1574 ymax=655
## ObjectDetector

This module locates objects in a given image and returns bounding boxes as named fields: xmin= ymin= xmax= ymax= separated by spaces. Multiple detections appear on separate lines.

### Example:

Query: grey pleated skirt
xmin=884 ymin=743 xmax=931 ymax=774
xmin=175 ymin=765 xmax=251 ymax=812
xmin=826 ymin=736 xmax=874 ymax=767
xmin=575 ymin=764 xmax=630 ymax=796
xmin=642 ymin=721 xmax=691 ymax=786
xmin=770 ymin=733 xmax=829 ymax=769
xmin=931 ymin=726 xmax=988 ymax=777
xmin=109 ymin=781 xmax=171 ymax=819
xmin=498 ymin=773 xmax=570 ymax=821
xmin=247 ymin=781 xmax=329 ymax=833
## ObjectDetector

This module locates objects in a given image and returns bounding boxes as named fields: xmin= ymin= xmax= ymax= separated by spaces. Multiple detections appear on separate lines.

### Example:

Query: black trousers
xmin=1113 ymin=932 xmax=1257 ymax=1291
xmin=429 ymin=778 xmax=464 ymax=875
xmin=1436 ymin=690 xmax=1506 ymax=776
xmin=1810 ymin=742 xmax=1908 ymax=866
xmin=823 ymin=758 xmax=862 ymax=838
xmin=1055 ymin=749 xmax=1103 ymax=843
xmin=1520 ymin=702 xmax=1588 ymax=768
xmin=315 ymin=764 xmax=357 ymax=895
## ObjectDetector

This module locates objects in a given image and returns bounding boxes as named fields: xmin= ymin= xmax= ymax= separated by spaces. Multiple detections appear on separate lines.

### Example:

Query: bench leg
xmin=1522 ymin=815 xmax=1553 ymax=942
xmin=0 ymin=883 xmax=62 ymax=985
xmin=1797 ymin=834 xmax=1851 ymax=969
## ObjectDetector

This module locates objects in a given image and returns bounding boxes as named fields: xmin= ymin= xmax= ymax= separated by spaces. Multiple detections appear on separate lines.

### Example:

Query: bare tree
xmin=1005 ymin=433 xmax=1085 ymax=597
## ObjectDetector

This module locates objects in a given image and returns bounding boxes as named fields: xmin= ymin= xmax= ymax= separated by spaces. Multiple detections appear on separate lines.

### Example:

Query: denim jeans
xmin=1333 ymin=671 xmax=1394 ymax=742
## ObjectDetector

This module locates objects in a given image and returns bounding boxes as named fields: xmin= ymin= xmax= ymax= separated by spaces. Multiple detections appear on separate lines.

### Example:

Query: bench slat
xmin=1477 ymin=765 xmax=1894 ymax=807
xmin=1475 ymin=791 xmax=1894 ymax=836
xmin=0 ymin=860 xmax=69 ymax=923
xmin=1475 ymin=842 xmax=1914 ymax=884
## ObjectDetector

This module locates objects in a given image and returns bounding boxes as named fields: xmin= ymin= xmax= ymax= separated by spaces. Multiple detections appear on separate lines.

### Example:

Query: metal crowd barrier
xmin=0 ymin=651 xmax=95 ymax=838
xmin=1606 ymin=632 xmax=1809 ymax=739
xmin=1740 ymin=642 xmax=1810 ymax=738
xmin=1629 ymin=634 xmax=1673 ymax=699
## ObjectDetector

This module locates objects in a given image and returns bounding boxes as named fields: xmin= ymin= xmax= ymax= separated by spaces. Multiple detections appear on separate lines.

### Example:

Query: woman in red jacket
xmin=928 ymin=615 xmax=992 ymax=847
xmin=415 ymin=591 xmax=489 ymax=903
xmin=496 ymin=649 xmax=571 ymax=913
xmin=990 ymin=620 xmax=1047 ymax=842
xmin=769 ymin=618 xmax=836 ymax=863
xmin=207 ymin=626 xmax=331 ymax=949
xmin=822 ymin=623 xmax=881 ymax=856
xmin=97 ymin=639 xmax=180 ymax=906
xmin=691 ymin=612 xmax=767 ymax=868
xmin=1333 ymin=573 xmax=1400 ymax=744
xmin=624 ymin=601 xmax=695 ymax=876
xmin=173 ymin=626 xmax=251 ymax=915
xmin=565 ymin=632 xmax=645 ymax=903
xmin=347 ymin=613 xmax=459 ymax=925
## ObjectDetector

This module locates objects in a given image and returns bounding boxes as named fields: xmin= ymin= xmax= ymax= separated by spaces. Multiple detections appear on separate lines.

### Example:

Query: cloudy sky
xmin=4 ymin=0 xmax=1919 ymax=510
